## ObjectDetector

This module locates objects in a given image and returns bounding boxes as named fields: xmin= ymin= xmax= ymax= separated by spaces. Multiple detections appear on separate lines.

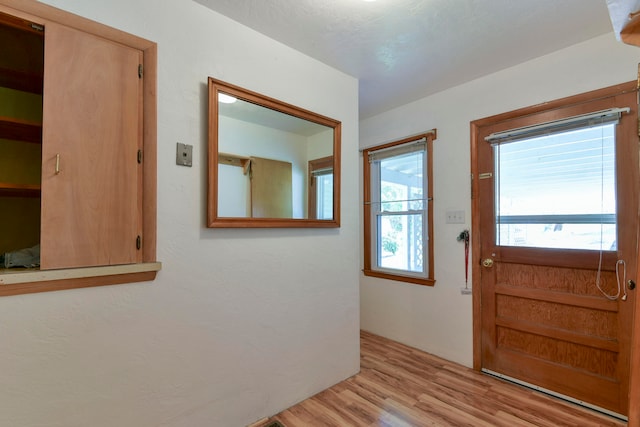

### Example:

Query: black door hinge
xmin=138 ymin=64 xmax=143 ymax=79
xmin=136 ymin=235 xmax=142 ymax=250
xmin=137 ymin=149 xmax=143 ymax=164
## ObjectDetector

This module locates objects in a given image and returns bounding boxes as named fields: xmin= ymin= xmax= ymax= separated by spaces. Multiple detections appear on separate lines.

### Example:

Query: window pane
xmin=379 ymin=151 xmax=424 ymax=212
xmin=316 ymin=173 xmax=333 ymax=219
xmin=377 ymin=213 xmax=423 ymax=272
xmin=495 ymin=124 xmax=616 ymax=250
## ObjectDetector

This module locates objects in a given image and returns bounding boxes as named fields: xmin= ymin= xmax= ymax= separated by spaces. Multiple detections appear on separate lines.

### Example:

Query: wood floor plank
xmin=349 ymin=373 xmax=419 ymax=408
xmin=262 ymin=331 xmax=626 ymax=427
xmin=415 ymin=393 xmax=498 ymax=427
xmin=379 ymin=398 xmax=447 ymax=426
xmin=493 ymin=410 xmax=550 ymax=427
xmin=416 ymin=382 xmax=509 ymax=426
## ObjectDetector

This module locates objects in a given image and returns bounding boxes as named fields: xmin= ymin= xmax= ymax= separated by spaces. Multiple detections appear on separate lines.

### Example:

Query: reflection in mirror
xmin=207 ymin=77 xmax=341 ymax=228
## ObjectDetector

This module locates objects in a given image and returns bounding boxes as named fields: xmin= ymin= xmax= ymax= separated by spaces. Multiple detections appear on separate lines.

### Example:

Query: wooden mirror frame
xmin=207 ymin=77 xmax=341 ymax=228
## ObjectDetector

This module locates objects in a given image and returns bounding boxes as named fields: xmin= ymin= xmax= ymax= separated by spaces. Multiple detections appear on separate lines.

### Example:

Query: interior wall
xmin=0 ymin=1 xmax=359 ymax=426
xmin=307 ymin=129 xmax=335 ymax=160
xmin=218 ymin=116 xmax=308 ymax=218
xmin=360 ymin=33 xmax=640 ymax=367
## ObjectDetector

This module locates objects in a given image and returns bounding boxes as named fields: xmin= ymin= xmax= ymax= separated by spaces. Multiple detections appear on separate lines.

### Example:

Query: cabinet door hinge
xmin=138 ymin=64 xmax=143 ymax=79
xmin=136 ymin=235 xmax=142 ymax=250
xmin=137 ymin=149 xmax=143 ymax=164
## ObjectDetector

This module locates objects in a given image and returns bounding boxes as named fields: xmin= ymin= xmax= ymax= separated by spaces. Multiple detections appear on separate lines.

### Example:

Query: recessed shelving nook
xmin=0 ymin=12 xmax=43 ymax=265
xmin=0 ymin=0 xmax=160 ymax=296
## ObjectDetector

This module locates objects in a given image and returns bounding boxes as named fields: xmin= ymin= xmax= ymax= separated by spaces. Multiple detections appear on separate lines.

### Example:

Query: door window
xmin=492 ymin=122 xmax=618 ymax=251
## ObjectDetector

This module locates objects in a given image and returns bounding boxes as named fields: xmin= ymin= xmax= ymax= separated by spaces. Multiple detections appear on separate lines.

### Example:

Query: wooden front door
xmin=472 ymin=83 xmax=638 ymax=416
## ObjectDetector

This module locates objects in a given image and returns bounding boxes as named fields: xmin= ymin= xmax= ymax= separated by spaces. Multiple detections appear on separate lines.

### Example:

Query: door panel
xmin=41 ymin=22 xmax=142 ymax=269
xmin=250 ymin=156 xmax=292 ymax=218
xmin=490 ymin=262 xmax=622 ymax=409
xmin=473 ymin=83 xmax=638 ymax=416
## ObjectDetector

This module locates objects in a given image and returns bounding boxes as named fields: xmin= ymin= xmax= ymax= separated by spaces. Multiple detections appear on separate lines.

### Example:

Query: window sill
xmin=0 ymin=262 xmax=162 ymax=296
xmin=363 ymin=269 xmax=435 ymax=287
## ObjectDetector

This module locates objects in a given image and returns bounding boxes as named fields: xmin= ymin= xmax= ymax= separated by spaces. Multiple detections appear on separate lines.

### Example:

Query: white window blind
xmin=486 ymin=108 xmax=629 ymax=145
xmin=368 ymin=138 xmax=426 ymax=162
xmin=494 ymin=118 xmax=619 ymax=250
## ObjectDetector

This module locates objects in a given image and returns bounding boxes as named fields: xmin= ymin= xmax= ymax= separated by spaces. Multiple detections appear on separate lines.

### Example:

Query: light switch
xmin=445 ymin=210 xmax=465 ymax=224
xmin=176 ymin=143 xmax=192 ymax=167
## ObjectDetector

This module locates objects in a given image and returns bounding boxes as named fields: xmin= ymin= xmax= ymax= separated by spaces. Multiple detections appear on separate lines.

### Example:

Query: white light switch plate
xmin=446 ymin=210 xmax=465 ymax=224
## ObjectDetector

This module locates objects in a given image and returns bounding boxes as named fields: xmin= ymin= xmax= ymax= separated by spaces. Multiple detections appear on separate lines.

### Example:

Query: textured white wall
xmin=360 ymin=33 xmax=640 ymax=367
xmin=0 ymin=1 xmax=359 ymax=426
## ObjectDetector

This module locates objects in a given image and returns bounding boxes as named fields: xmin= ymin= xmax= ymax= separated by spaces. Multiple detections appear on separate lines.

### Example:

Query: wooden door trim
xmin=470 ymin=82 xmax=636 ymax=130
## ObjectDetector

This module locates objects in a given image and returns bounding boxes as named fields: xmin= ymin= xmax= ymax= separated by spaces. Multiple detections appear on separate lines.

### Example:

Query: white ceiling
xmin=194 ymin=0 xmax=615 ymax=119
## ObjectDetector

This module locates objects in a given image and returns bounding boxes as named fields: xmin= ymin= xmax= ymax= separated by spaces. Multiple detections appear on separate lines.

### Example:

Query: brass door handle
xmin=482 ymin=258 xmax=494 ymax=268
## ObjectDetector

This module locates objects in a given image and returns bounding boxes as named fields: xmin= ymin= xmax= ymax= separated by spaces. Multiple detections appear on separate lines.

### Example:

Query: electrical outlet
xmin=446 ymin=209 xmax=465 ymax=224
xmin=176 ymin=143 xmax=192 ymax=167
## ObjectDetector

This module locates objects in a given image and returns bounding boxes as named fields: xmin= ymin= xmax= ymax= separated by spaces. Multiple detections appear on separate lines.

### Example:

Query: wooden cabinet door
xmin=249 ymin=156 xmax=292 ymax=218
xmin=40 ymin=22 xmax=142 ymax=269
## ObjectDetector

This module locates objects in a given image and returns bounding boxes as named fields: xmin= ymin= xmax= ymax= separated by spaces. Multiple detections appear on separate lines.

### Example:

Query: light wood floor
xmin=255 ymin=330 xmax=625 ymax=427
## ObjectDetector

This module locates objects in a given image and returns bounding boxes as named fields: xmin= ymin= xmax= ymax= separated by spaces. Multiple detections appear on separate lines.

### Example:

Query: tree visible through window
xmin=363 ymin=131 xmax=436 ymax=286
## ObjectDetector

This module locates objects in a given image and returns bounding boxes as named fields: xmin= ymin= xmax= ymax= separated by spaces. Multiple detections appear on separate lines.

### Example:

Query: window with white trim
xmin=363 ymin=131 xmax=436 ymax=286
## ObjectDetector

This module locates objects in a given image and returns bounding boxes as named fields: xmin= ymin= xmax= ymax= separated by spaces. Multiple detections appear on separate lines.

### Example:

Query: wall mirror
xmin=207 ymin=77 xmax=341 ymax=228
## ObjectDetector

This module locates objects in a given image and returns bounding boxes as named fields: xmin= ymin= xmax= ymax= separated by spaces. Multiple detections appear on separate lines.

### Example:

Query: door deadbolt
xmin=482 ymin=258 xmax=494 ymax=268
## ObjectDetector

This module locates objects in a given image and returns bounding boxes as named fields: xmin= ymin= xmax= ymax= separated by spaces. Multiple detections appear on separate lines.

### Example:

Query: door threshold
xmin=481 ymin=368 xmax=627 ymax=422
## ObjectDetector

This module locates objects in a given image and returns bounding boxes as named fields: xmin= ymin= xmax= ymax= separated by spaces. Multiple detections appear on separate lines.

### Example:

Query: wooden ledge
xmin=0 ymin=262 xmax=161 ymax=296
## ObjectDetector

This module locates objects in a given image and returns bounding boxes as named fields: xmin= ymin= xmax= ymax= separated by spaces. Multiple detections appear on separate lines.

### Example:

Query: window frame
xmin=308 ymin=155 xmax=333 ymax=220
xmin=363 ymin=131 xmax=436 ymax=286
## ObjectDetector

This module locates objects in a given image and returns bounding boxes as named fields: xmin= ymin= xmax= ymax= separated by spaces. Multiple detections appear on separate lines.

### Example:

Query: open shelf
xmin=0 ymin=116 xmax=42 ymax=143
xmin=0 ymin=182 xmax=40 ymax=197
